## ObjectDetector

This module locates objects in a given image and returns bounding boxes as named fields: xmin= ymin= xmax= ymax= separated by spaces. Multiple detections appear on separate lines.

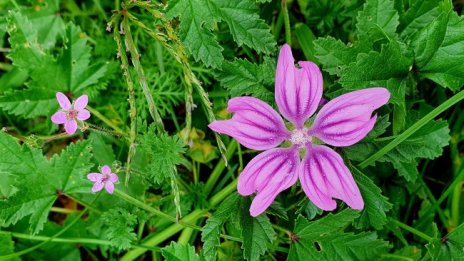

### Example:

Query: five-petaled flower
xmin=51 ymin=92 xmax=90 ymax=135
xmin=87 ymin=165 xmax=119 ymax=194
xmin=209 ymin=44 xmax=390 ymax=217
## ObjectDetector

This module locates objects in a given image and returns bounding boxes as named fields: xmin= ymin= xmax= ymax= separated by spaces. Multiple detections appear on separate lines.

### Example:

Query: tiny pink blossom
xmin=87 ymin=165 xmax=119 ymax=194
xmin=51 ymin=92 xmax=90 ymax=135
xmin=209 ymin=44 xmax=390 ymax=217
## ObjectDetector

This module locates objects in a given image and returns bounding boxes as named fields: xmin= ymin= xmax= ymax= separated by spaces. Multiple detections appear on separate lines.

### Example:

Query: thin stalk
xmin=416 ymin=166 xmax=464 ymax=228
xmin=86 ymin=105 xmax=127 ymax=137
xmin=359 ymin=89 xmax=464 ymax=169
xmin=204 ymin=141 xmax=238 ymax=196
xmin=122 ymin=16 xmax=164 ymax=131
xmin=390 ymin=220 xmax=433 ymax=242
xmin=120 ymin=179 xmax=238 ymax=261
xmin=50 ymin=207 xmax=79 ymax=214
xmin=281 ymin=0 xmax=292 ymax=45
xmin=113 ymin=15 xmax=138 ymax=185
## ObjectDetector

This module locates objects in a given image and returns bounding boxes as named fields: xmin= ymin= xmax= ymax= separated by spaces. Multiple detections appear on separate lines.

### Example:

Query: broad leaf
xmin=162 ymin=242 xmax=200 ymax=261
xmin=426 ymin=223 xmax=464 ymax=260
xmin=356 ymin=0 xmax=399 ymax=42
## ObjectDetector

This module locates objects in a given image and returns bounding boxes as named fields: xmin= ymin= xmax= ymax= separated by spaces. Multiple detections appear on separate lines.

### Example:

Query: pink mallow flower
xmin=87 ymin=165 xmax=119 ymax=194
xmin=51 ymin=92 xmax=90 ymax=135
xmin=209 ymin=44 xmax=390 ymax=217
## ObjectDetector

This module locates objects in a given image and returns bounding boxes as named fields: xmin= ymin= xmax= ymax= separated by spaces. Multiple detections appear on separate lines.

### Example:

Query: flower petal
xmin=209 ymin=97 xmax=290 ymax=150
xmin=51 ymin=111 xmax=67 ymax=124
xmin=64 ymin=120 xmax=78 ymax=135
xmin=299 ymin=145 xmax=364 ymax=211
xmin=77 ymin=109 xmax=90 ymax=121
xmin=101 ymin=165 xmax=112 ymax=175
xmin=92 ymin=182 xmax=104 ymax=193
xmin=109 ymin=173 xmax=119 ymax=183
xmin=56 ymin=92 xmax=71 ymax=110
xmin=310 ymin=88 xmax=390 ymax=147
xmin=275 ymin=44 xmax=323 ymax=128
xmin=236 ymin=147 xmax=299 ymax=216
xmin=105 ymin=182 xmax=115 ymax=194
xmin=74 ymin=95 xmax=88 ymax=110
xmin=87 ymin=173 xmax=103 ymax=182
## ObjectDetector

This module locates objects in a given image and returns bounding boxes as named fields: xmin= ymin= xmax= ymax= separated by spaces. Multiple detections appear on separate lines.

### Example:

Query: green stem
xmin=390 ymin=220 xmax=433 ymax=242
xmin=416 ymin=166 xmax=464 ymax=228
xmin=122 ymin=16 xmax=164 ymax=132
xmin=359 ymin=89 xmax=464 ymax=169
xmin=451 ymin=181 xmax=463 ymax=229
xmin=86 ymin=105 xmax=127 ymax=136
xmin=204 ymin=141 xmax=238 ymax=196
xmin=281 ymin=0 xmax=292 ymax=45
xmin=50 ymin=207 xmax=78 ymax=214
xmin=120 ymin=179 xmax=238 ymax=261
xmin=0 ymin=205 xmax=92 ymax=260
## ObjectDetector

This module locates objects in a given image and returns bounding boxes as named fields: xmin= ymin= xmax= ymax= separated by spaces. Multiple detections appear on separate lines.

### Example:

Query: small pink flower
xmin=209 ymin=44 xmax=390 ymax=217
xmin=87 ymin=165 xmax=119 ymax=194
xmin=51 ymin=92 xmax=90 ymax=135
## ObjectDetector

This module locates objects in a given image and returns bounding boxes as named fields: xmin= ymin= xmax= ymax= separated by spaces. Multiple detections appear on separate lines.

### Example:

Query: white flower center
xmin=290 ymin=129 xmax=312 ymax=146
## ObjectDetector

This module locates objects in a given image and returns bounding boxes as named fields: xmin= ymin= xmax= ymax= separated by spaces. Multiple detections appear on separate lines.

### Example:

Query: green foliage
xmin=237 ymin=197 xmax=275 ymax=261
xmin=101 ymin=208 xmax=138 ymax=251
xmin=356 ymin=0 xmax=399 ymax=42
xmin=166 ymin=0 xmax=275 ymax=68
xmin=346 ymin=119 xmax=450 ymax=182
xmin=140 ymin=131 xmax=187 ymax=184
xmin=426 ymin=223 xmax=464 ymax=260
xmin=162 ymin=242 xmax=200 ymax=261
xmin=202 ymin=194 xmax=239 ymax=261
xmin=216 ymin=58 xmax=275 ymax=103
xmin=288 ymin=210 xmax=390 ymax=260
xmin=0 ymin=234 xmax=18 ymax=259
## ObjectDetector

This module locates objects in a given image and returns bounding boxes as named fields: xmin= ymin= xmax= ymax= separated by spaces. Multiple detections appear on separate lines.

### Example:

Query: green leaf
xmin=351 ymin=167 xmax=393 ymax=230
xmin=202 ymin=193 xmax=239 ymax=261
xmin=380 ymin=246 xmax=422 ymax=261
xmin=216 ymin=58 xmax=274 ymax=103
xmin=166 ymin=0 xmax=223 ymax=68
xmin=295 ymin=23 xmax=317 ymax=62
xmin=101 ymin=208 xmax=138 ymax=251
xmin=426 ymin=223 xmax=464 ymax=260
xmin=288 ymin=209 xmax=390 ymax=260
xmin=238 ymin=197 xmax=275 ymax=261
xmin=162 ymin=242 xmax=200 ymax=261
xmin=356 ymin=0 xmax=399 ymax=42
xmin=398 ymin=0 xmax=442 ymax=38
xmin=49 ymin=140 xmax=93 ymax=193
xmin=0 ymin=132 xmax=55 ymax=234
xmin=0 ymin=89 xmax=57 ymax=118
xmin=412 ymin=7 xmax=464 ymax=91
xmin=346 ymin=119 xmax=450 ymax=182
xmin=314 ymin=36 xmax=364 ymax=76
xmin=0 ymin=234 xmax=19 ymax=260
xmin=213 ymin=0 xmax=275 ymax=54
xmin=339 ymin=41 xmax=413 ymax=105
xmin=89 ymin=132 xmax=116 ymax=166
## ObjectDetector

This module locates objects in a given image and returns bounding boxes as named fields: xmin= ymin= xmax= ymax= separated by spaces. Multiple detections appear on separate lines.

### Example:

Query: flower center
xmin=290 ymin=129 xmax=312 ymax=146
xmin=67 ymin=109 xmax=78 ymax=120
xmin=101 ymin=173 xmax=110 ymax=182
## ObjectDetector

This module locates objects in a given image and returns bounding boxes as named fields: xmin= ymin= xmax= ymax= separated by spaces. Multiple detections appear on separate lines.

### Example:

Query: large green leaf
xmin=356 ymin=0 xmax=399 ymax=42
xmin=426 ymin=223 xmax=464 ymax=260
xmin=162 ymin=242 xmax=200 ymax=261
xmin=288 ymin=210 xmax=390 ymax=260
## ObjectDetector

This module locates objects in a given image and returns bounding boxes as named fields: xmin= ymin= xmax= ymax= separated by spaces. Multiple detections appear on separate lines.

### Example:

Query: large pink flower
xmin=209 ymin=44 xmax=390 ymax=217
xmin=51 ymin=92 xmax=90 ymax=135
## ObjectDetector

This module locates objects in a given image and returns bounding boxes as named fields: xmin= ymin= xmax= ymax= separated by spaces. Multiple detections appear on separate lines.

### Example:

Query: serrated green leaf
xmin=202 ymin=193 xmax=239 ymax=261
xmin=398 ymin=0 xmax=442 ymax=38
xmin=0 ymin=234 xmax=19 ymax=260
xmin=216 ymin=58 xmax=274 ymax=103
xmin=166 ymin=0 xmax=223 ymax=68
xmin=0 ymin=89 xmax=57 ymax=118
xmin=162 ymin=242 xmax=200 ymax=261
xmin=413 ymin=8 xmax=464 ymax=91
xmin=288 ymin=209 xmax=390 ymax=260
xmin=238 ymin=197 xmax=275 ymax=261
xmin=49 ymin=140 xmax=93 ymax=193
xmin=356 ymin=0 xmax=399 ymax=42
xmin=213 ymin=0 xmax=275 ymax=54
xmin=101 ymin=208 xmax=137 ymax=251
xmin=346 ymin=119 xmax=450 ymax=182
xmin=314 ymin=36 xmax=365 ymax=76
xmin=426 ymin=223 xmax=464 ymax=260
xmin=339 ymin=41 xmax=413 ymax=105
xmin=352 ymin=167 xmax=392 ymax=230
